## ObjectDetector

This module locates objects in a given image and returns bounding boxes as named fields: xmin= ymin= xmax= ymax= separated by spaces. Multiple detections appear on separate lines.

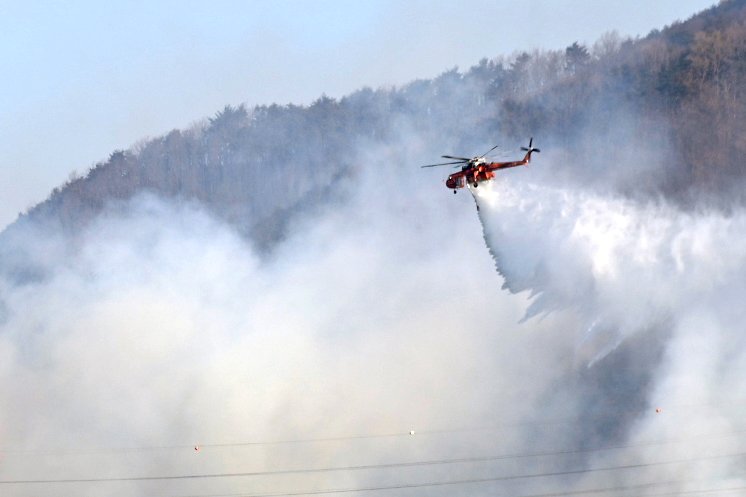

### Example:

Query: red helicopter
xmin=422 ymin=138 xmax=540 ymax=193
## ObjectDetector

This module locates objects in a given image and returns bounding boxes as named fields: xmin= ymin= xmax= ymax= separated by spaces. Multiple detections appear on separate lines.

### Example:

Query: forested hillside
xmin=6 ymin=0 xmax=746 ymax=250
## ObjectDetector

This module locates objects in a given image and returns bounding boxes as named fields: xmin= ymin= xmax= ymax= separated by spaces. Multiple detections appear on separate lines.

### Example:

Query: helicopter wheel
xmin=453 ymin=190 xmax=457 ymax=194
xmin=473 ymin=182 xmax=479 ymax=188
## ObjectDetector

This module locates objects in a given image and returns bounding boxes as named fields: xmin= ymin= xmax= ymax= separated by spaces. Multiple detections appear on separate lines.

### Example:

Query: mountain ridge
xmin=5 ymin=0 xmax=746 ymax=251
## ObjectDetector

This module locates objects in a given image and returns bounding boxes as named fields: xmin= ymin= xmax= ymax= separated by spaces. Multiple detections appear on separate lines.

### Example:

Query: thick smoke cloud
xmin=2 ymin=79 xmax=745 ymax=497
xmin=0 ymin=137 xmax=578 ymax=497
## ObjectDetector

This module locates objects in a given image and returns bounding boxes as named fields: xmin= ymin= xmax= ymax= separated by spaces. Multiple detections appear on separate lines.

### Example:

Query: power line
xmin=4 ymin=396 xmax=746 ymax=457
xmin=4 ymin=420 xmax=746 ymax=457
xmin=174 ymin=480 xmax=746 ymax=497
xmin=639 ymin=486 xmax=746 ymax=497
xmin=174 ymin=479 xmax=680 ymax=497
xmin=1 ymin=449 xmax=744 ymax=485
xmin=0 ymin=431 xmax=413 ymax=456
xmin=0 ymin=431 xmax=422 ymax=457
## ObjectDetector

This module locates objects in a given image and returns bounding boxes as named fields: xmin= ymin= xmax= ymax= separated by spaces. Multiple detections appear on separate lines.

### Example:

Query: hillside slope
xmin=4 ymin=0 xmax=746 ymax=256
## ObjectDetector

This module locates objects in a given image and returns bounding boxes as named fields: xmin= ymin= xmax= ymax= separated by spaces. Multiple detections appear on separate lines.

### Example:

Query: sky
xmin=0 ymin=0 xmax=716 ymax=230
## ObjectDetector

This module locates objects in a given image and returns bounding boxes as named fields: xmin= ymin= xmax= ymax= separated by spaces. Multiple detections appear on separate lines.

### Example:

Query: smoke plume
xmin=2 ymin=63 xmax=746 ymax=497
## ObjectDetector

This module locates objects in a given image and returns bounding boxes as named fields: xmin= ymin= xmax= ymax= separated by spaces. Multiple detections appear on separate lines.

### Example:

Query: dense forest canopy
xmin=5 ymin=0 xmax=746 ymax=252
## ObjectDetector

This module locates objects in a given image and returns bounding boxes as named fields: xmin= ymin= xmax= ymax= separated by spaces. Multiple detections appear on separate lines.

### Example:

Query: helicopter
xmin=422 ymin=138 xmax=540 ymax=193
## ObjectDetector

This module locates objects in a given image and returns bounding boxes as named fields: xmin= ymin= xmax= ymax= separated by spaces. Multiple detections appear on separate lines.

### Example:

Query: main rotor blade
xmin=480 ymin=144 xmax=499 ymax=157
xmin=442 ymin=155 xmax=471 ymax=161
xmin=421 ymin=160 xmax=467 ymax=168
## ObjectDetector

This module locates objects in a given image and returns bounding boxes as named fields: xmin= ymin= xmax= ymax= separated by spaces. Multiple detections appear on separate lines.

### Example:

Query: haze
xmin=0 ymin=0 xmax=715 ymax=230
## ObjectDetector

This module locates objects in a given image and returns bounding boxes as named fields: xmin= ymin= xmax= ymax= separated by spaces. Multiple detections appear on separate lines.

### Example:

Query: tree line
xmin=9 ymin=0 xmax=746 ymax=250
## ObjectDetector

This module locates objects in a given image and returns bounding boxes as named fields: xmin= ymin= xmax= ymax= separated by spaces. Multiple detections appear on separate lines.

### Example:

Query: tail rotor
xmin=520 ymin=137 xmax=540 ymax=162
xmin=521 ymin=137 xmax=540 ymax=154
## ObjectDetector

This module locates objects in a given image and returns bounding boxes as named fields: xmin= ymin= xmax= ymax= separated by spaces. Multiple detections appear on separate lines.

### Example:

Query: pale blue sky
xmin=0 ymin=0 xmax=716 ymax=229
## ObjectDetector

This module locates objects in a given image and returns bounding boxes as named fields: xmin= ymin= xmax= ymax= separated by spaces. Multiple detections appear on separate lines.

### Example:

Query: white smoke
xmin=0 ymin=144 xmax=574 ymax=497
xmin=1 ymin=127 xmax=746 ymax=497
